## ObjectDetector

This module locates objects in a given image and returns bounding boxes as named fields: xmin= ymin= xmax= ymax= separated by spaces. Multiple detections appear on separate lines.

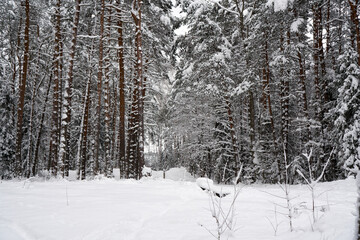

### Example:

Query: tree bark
xmin=15 ymin=0 xmax=30 ymax=176
xmin=49 ymin=0 xmax=62 ymax=175
xmin=127 ymin=0 xmax=144 ymax=179
xmin=116 ymin=0 xmax=126 ymax=178
xmin=59 ymin=0 xmax=81 ymax=177
xmin=76 ymin=75 xmax=91 ymax=180
xmin=104 ymin=4 xmax=112 ymax=177
xmin=280 ymin=29 xmax=290 ymax=161
xmin=95 ymin=0 xmax=105 ymax=175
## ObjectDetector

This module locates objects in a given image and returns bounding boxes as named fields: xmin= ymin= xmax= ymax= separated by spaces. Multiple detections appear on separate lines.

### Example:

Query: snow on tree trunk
xmin=59 ymin=0 xmax=81 ymax=178
xmin=116 ymin=0 xmax=126 ymax=178
xmin=95 ymin=0 xmax=105 ymax=175
xmin=127 ymin=0 xmax=144 ymax=179
xmin=15 ymin=0 xmax=30 ymax=177
xmin=49 ymin=0 xmax=62 ymax=176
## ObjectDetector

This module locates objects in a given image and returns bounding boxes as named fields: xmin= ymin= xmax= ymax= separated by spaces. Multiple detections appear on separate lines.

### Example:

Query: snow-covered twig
xmin=200 ymin=165 xmax=243 ymax=239
xmin=266 ymin=205 xmax=283 ymax=236
xmin=296 ymin=148 xmax=334 ymax=225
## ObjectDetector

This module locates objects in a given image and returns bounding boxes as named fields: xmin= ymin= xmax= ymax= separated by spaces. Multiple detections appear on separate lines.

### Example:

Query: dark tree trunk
xmin=117 ymin=0 xmax=126 ymax=178
xmin=15 ymin=0 xmax=30 ymax=177
xmin=49 ymin=0 xmax=62 ymax=176
xmin=95 ymin=0 xmax=105 ymax=175
xmin=104 ymin=5 xmax=112 ymax=177
xmin=127 ymin=0 xmax=144 ymax=179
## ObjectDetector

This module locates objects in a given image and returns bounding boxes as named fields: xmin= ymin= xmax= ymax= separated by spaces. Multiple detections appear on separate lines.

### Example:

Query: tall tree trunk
xmin=127 ymin=0 xmax=144 ymax=179
xmin=116 ymin=0 xmax=126 ymax=178
xmin=49 ymin=0 xmax=62 ymax=176
xmin=95 ymin=0 xmax=105 ymax=175
xmin=59 ymin=0 xmax=81 ymax=177
xmin=280 ymin=29 xmax=290 ymax=162
xmin=15 ymin=0 xmax=30 ymax=177
xmin=111 ymin=79 xmax=117 ymax=168
xmin=104 ymin=4 xmax=114 ymax=177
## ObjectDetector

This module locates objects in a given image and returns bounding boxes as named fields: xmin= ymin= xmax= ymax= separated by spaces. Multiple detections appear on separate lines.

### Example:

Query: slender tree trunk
xmin=59 ymin=0 xmax=81 ymax=177
xmin=76 ymin=75 xmax=91 ymax=180
xmin=224 ymin=96 xmax=240 ymax=176
xmin=126 ymin=71 xmax=138 ymax=178
xmin=111 ymin=80 xmax=117 ymax=168
xmin=280 ymin=30 xmax=290 ymax=162
xmin=49 ymin=0 xmax=62 ymax=176
xmin=32 ymin=75 xmax=53 ymax=176
xmin=95 ymin=0 xmax=105 ymax=175
xmin=103 ymin=4 xmax=112 ymax=177
xmin=135 ymin=0 xmax=145 ymax=179
xmin=116 ymin=0 xmax=126 ymax=178
xmin=15 ymin=0 xmax=30 ymax=177
xmin=140 ymin=57 xmax=148 ymax=171
xmin=248 ymin=91 xmax=256 ymax=159
xmin=127 ymin=0 xmax=144 ymax=179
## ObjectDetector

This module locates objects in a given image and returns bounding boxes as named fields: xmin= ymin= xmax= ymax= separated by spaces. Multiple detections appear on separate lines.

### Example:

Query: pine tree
xmin=59 ymin=0 xmax=81 ymax=177
xmin=49 ymin=0 xmax=63 ymax=176
xmin=127 ymin=0 xmax=144 ymax=179
xmin=15 ymin=0 xmax=30 ymax=177
xmin=116 ymin=0 xmax=126 ymax=178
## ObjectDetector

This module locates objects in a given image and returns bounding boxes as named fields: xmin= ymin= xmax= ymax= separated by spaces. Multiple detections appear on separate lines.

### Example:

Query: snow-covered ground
xmin=0 ymin=168 xmax=357 ymax=240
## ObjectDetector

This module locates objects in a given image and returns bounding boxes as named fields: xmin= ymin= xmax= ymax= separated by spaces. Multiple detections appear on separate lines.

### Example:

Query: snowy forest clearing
xmin=0 ymin=171 xmax=357 ymax=240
